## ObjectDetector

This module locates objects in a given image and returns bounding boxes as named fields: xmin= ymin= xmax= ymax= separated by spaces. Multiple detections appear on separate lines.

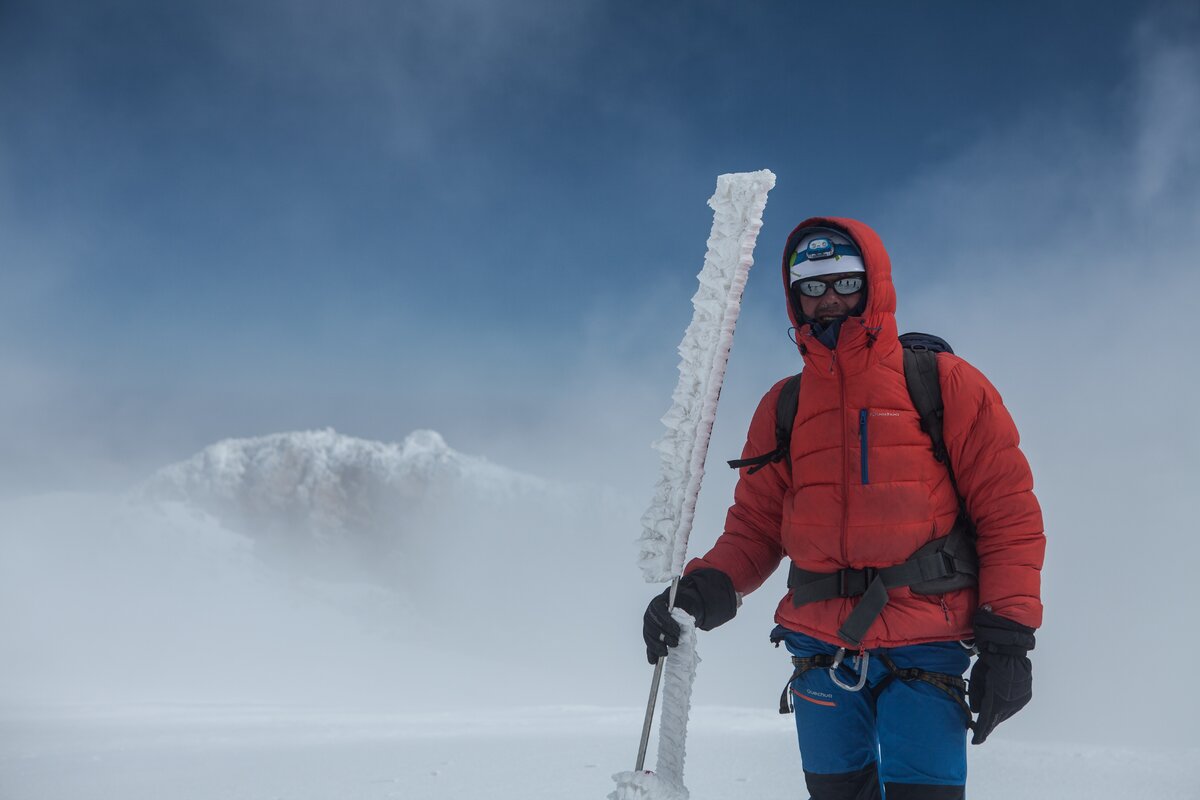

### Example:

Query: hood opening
xmin=779 ymin=217 xmax=897 ymax=342
xmin=784 ymin=223 xmax=869 ymax=333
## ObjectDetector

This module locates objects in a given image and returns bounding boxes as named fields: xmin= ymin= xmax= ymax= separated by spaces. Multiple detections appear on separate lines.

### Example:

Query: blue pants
xmin=773 ymin=626 xmax=971 ymax=800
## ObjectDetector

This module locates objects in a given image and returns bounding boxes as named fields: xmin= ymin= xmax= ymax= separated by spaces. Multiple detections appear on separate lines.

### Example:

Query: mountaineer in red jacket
xmin=642 ymin=217 xmax=1045 ymax=800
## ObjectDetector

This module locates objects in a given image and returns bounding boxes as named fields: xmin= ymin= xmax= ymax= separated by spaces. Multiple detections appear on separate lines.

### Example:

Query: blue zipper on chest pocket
xmin=859 ymin=409 xmax=869 ymax=485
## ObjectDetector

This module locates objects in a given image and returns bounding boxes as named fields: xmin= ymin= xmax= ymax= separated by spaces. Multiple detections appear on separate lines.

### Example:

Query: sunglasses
xmin=793 ymin=275 xmax=865 ymax=298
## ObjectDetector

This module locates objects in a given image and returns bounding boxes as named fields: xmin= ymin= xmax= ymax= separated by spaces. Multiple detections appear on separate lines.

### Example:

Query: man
xmin=642 ymin=217 xmax=1045 ymax=800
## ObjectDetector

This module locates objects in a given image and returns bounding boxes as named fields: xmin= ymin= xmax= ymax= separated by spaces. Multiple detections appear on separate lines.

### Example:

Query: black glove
xmin=642 ymin=568 xmax=737 ymax=664
xmin=969 ymin=607 xmax=1036 ymax=744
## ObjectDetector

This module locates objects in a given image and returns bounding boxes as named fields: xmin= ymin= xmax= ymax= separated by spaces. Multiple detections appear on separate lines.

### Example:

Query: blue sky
xmin=1 ymin=0 xmax=1198 ymax=495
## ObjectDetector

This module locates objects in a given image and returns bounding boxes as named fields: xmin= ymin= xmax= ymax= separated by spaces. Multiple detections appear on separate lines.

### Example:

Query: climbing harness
xmin=778 ymin=649 xmax=974 ymax=731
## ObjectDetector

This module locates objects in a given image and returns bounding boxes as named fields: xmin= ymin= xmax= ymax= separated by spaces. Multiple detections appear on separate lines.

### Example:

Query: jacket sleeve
xmin=684 ymin=379 xmax=790 ymax=595
xmin=940 ymin=355 xmax=1045 ymax=629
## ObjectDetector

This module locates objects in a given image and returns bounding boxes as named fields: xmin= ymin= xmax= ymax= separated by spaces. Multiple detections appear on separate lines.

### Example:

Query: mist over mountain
xmin=138 ymin=429 xmax=574 ymax=582
xmin=0 ymin=429 xmax=648 ymax=709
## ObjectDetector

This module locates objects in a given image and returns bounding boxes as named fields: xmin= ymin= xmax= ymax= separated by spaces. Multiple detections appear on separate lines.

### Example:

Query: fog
xmin=1 ymin=3 xmax=1197 ymax=768
xmin=0 ymin=433 xmax=653 ymax=712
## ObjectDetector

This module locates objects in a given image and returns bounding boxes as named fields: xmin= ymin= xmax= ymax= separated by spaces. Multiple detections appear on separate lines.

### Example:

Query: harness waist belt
xmin=787 ymin=524 xmax=978 ymax=647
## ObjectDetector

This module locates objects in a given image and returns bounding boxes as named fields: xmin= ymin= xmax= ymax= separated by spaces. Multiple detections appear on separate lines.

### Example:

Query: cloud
xmin=859 ymin=21 xmax=1200 ymax=746
xmin=189 ymin=0 xmax=604 ymax=163
xmin=1131 ymin=12 xmax=1200 ymax=208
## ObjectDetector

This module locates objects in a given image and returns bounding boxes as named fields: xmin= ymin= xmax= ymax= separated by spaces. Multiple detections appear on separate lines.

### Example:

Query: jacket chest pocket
xmin=858 ymin=408 xmax=870 ymax=485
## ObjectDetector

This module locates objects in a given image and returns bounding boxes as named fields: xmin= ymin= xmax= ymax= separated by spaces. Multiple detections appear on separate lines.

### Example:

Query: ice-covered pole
xmin=637 ymin=169 xmax=776 ymax=583
xmin=611 ymin=169 xmax=775 ymax=800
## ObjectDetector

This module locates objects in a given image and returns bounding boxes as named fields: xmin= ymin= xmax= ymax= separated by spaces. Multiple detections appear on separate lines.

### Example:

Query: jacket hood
xmin=781 ymin=217 xmax=898 ymax=359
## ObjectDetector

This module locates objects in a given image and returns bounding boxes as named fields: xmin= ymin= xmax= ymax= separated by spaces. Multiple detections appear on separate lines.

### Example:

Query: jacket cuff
xmin=973 ymin=607 xmax=1036 ymax=654
xmin=686 ymin=568 xmax=738 ymax=631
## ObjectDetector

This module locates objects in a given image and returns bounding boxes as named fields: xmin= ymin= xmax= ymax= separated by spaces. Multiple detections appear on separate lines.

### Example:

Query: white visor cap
xmin=788 ymin=229 xmax=866 ymax=283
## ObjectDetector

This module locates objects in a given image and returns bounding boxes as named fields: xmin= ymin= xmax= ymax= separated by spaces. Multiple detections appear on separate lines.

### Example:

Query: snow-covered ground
xmin=2 ymin=429 xmax=1197 ymax=799
xmin=1 ymin=704 xmax=1195 ymax=800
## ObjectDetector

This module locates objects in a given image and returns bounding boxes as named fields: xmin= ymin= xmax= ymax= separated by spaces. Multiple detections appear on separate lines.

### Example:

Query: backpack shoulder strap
xmin=902 ymin=348 xmax=970 ymax=522
xmin=727 ymin=373 xmax=801 ymax=474
xmin=902 ymin=348 xmax=947 ymax=466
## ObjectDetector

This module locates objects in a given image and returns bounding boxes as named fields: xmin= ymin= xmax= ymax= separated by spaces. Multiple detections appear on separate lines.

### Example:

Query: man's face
xmin=796 ymin=272 xmax=866 ymax=326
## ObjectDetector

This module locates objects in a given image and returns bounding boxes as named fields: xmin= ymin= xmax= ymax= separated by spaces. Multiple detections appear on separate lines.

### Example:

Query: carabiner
xmin=828 ymin=647 xmax=869 ymax=692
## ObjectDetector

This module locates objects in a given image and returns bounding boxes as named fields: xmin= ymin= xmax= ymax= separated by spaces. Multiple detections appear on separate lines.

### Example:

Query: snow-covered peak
xmin=400 ymin=428 xmax=449 ymax=458
xmin=140 ymin=428 xmax=548 ymax=543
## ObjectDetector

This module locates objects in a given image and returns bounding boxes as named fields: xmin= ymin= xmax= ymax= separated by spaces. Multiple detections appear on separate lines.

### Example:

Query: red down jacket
xmin=685 ymin=217 xmax=1045 ymax=647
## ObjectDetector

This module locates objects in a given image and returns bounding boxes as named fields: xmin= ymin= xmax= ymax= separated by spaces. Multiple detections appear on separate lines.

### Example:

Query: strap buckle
xmin=838 ymin=567 xmax=876 ymax=597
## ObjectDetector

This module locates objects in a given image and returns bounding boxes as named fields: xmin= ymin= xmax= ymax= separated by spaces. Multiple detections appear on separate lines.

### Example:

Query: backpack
xmin=727 ymin=331 xmax=978 ymax=648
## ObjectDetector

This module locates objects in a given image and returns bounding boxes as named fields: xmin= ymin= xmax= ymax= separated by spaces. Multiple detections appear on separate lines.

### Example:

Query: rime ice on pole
xmin=609 ymin=610 xmax=699 ymax=800
xmin=615 ymin=170 xmax=773 ymax=800
xmin=607 ymin=770 xmax=688 ymax=800
xmin=637 ymin=170 xmax=776 ymax=583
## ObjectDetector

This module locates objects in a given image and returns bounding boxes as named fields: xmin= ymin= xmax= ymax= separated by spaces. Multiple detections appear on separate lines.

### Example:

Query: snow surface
xmin=1 ymin=705 xmax=1196 ymax=800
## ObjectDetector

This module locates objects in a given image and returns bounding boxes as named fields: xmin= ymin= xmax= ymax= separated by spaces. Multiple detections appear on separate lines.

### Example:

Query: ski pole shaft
xmin=635 ymin=657 xmax=665 ymax=771
xmin=634 ymin=576 xmax=679 ymax=771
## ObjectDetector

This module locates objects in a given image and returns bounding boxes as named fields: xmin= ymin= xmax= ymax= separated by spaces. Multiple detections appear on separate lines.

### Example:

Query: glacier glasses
xmin=793 ymin=275 xmax=865 ymax=298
